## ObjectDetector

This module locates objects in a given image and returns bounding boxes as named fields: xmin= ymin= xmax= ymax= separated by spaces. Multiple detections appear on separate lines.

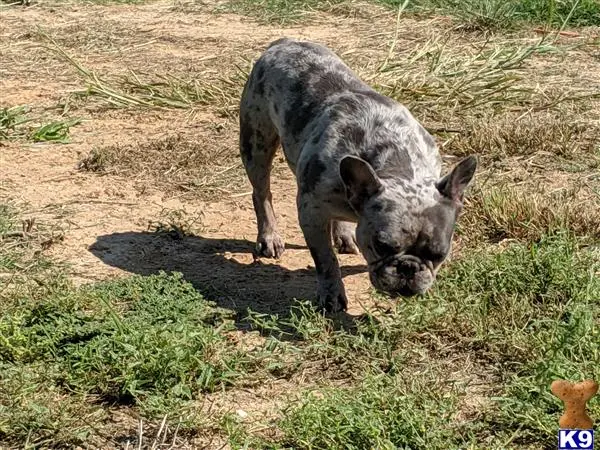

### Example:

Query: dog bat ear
xmin=339 ymin=156 xmax=382 ymax=211
xmin=436 ymin=155 xmax=477 ymax=205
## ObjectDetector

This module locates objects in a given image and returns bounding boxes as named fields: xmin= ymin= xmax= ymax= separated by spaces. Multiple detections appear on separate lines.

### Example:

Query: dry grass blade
xmin=376 ymin=37 xmax=547 ymax=119
xmin=34 ymin=27 xmax=245 ymax=114
xmin=77 ymin=133 xmax=250 ymax=200
xmin=461 ymin=181 xmax=600 ymax=244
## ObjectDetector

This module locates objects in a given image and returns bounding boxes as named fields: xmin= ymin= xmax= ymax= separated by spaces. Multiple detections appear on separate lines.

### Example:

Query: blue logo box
xmin=558 ymin=429 xmax=594 ymax=450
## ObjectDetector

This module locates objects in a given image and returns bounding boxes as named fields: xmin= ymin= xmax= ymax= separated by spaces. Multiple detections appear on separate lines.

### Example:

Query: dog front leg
xmin=298 ymin=198 xmax=348 ymax=312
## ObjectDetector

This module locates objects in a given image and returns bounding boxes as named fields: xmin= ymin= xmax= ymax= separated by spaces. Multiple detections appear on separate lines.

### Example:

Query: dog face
xmin=339 ymin=155 xmax=477 ymax=297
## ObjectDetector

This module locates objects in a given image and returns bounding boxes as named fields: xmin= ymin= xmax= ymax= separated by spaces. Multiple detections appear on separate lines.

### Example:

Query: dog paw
xmin=332 ymin=221 xmax=359 ymax=255
xmin=333 ymin=233 xmax=359 ymax=255
xmin=317 ymin=288 xmax=348 ymax=313
xmin=255 ymin=233 xmax=285 ymax=259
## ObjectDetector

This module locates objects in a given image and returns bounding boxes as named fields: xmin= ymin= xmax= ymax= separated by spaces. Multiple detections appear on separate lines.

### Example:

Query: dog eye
xmin=373 ymin=238 xmax=397 ymax=256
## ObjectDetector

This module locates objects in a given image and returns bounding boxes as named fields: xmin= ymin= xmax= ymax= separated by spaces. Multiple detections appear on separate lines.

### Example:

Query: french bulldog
xmin=239 ymin=38 xmax=476 ymax=312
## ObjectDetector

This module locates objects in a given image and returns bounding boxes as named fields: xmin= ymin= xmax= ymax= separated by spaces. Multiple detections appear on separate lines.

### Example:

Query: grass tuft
xmin=0 ymin=106 xmax=31 ymax=140
xmin=279 ymin=374 xmax=465 ymax=449
xmin=37 ymin=29 xmax=245 ymax=115
xmin=382 ymin=0 xmax=600 ymax=29
xmin=460 ymin=183 xmax=600 ymax=243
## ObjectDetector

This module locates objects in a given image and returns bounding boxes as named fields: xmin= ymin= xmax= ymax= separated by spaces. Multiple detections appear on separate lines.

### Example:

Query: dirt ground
xmin=0 ymin=0 xmax=408 ymax=321
xmin=2 ymin=1 xmax=599 ymax=447
xmin=1 ymin=4 xmax=405 ymax=444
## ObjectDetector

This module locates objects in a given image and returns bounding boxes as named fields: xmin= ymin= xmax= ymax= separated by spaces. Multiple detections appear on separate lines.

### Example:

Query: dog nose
xmin=396 ymin=258 xmax=419 ymax=276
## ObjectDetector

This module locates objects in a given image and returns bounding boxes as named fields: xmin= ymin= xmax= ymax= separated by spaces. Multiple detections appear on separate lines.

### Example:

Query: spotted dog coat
xmin=240 ymin=38 xmax=477 ymax=312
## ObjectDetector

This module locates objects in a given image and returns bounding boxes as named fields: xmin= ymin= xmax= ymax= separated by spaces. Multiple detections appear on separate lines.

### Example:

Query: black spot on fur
xmin=371 ymin=202 xmax=384 ymax=212
xmin=311 ymin=72 xmax=347 ymax=98
xmin=371 ymin=141 xmax=396 ymax=155
xmin=342 ymin=125 xmax=365 ymax=148
xmin=365 ymin=141 xmax=414 ymax=180
xmin=300 ymin=155 xmax=327 ymax=195
xmin=240 ymin=114 xmax=254 ymax=163
xmin=384 ymin=201 xmax=395 ymax=213
xmin=273 ymin=103 xmax=279 ymax=114
xmin=255 ymin=129 xmax=265 ymax=148
xmin=328 ymin=109 xmax=341 ymax=122
xmin=336 ymin=126 xmax=365 ymax=155
xmin=286 ymin=100 xmax=319 ymax=138
xmin=404 ymin=184 xmax=417 ymax=194
xmin=256 ymin=80 xmax=265 ymax=96
xmin=285 ymin=75 xmax=321 ymax=138
xmin=285 ymin=61 xmax=359 ymax=138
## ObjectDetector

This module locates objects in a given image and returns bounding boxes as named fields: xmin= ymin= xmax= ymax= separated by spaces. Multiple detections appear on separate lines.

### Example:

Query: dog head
xmin=339 ymin=155 xmax=477 ymax=297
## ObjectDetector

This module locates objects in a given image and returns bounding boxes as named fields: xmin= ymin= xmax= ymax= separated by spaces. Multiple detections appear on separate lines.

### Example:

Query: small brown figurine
xmin=551 ymin=379 xmax=598 ymax=429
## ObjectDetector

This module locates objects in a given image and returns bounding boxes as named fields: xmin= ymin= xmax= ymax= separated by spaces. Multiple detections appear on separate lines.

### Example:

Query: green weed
xmin=382 ymin=0 xmax=600 ymax=29
xmin=29 ymin=119 xmax=81 ymax=143
xmin=0 ymin=106 xmax=31 ymax=140
xmin=0 ymin=105 xmax=80 ymax=143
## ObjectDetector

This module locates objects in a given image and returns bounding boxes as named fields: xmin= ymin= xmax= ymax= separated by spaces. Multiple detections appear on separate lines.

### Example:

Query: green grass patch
xmin=0 ymin=203 xmax=272 ymax=445
xmin=0 ymin=271 xmax=258 ymax=410
xmin=222 ymin=0 xmax=600 ymax=27
xmin=383 ymin=0 xmax=600 ymax=29
xmin=234 ymin=232 xmax=600 ymax=448
xmin=220 ymin=0 xmax=347 ymax=23
xmin=0 ymin=270 xmax=271 ymax=446
xmin=2 ymin=208 xmax=599 ymax=447
xmin=278 ymin=374 xmax=467 ymax=450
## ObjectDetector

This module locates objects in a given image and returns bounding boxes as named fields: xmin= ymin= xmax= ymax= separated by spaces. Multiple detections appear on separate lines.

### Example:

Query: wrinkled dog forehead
xmin=362 ymin=197 xmax=457 ymax=251
xmin=360 ymin=202 xmax=421 ymax=245
xmin=367 ymin=183 xmax=440 ymax=223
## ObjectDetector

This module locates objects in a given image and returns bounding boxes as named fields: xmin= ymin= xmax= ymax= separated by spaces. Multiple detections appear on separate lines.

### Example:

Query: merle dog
xmin=239 ymin=38 xmax=477 ymax=312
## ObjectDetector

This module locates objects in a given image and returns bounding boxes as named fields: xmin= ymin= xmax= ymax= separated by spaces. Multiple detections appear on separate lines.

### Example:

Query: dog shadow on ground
xmin=89 ymin=231 xmax=368 ymax=333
